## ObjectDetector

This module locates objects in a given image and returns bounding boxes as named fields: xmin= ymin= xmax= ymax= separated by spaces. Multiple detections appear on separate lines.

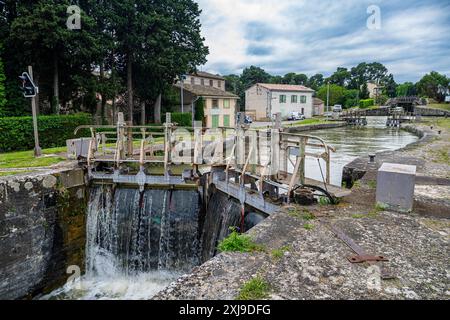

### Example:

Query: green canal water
xmin=304 ymin=117 xmax=419 ymax=186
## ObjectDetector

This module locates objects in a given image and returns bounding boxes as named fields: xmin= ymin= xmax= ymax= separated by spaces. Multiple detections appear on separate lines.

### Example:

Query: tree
xmin=342 ymin=89 xmax=359 ymax=109
xmin=307 ymin=74 xmax=324 ymax=91
xmin=416 ymin=71 xmax=449 ymax=102
xmin=0 ymin=54 xmax=6 ymax=115
xmin=327 ymin=67 xmax=351 ymax=87
xmin=317 ymin=84 xmax=345 ymax=106
xmin=282 ymin=73 xmax=308 ymax=85
xmin=240 ymin=66 xmax=271 ymax=88
xmin=9 ymin=1 xmax=100 ymax=113
xmin=396 ymin=82 xmax=417 ymax=97
xmin=360 ymin=82 xmax=370 ymax=99
xmin=381 ymin=74 xmax=397 ymax=98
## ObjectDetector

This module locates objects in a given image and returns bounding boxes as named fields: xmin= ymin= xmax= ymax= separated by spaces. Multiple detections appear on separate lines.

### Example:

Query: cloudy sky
xmin=196 ymin=0 xmax=450 ymax=83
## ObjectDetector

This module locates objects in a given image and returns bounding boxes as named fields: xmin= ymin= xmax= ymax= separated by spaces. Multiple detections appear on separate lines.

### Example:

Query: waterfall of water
xmin=87 ymin=186 xmax=201 ymax=276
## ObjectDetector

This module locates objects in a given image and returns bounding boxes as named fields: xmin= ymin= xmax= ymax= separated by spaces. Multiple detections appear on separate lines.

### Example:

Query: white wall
xmin=270 ymin=91 xmax=314 ymax=119
xmin=245 ymin=85 xmax=314 ymax=120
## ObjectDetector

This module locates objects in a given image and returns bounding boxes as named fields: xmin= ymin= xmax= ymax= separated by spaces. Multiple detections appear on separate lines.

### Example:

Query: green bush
xmin=163 ymin=112 xmax=192 ymax=127
xmin=359 ymin=99 xmax=375 ymax=109
xmin=0 ymin=113 xmax=92 ymax=152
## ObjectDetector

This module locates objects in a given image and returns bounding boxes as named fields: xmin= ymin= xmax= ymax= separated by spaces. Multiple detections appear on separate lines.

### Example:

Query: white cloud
xmin=196 ymin=0 xmax=450 ymax=82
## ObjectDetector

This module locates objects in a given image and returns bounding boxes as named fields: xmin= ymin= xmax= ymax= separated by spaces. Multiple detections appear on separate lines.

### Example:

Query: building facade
xmin=174 ymin=72 xmax=239 ymax=128
xmin=245 ymin=84 xmax=315 ymax=121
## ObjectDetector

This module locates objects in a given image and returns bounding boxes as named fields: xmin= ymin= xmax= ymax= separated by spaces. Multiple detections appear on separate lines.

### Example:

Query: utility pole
xmin=26 ymin=66 xmax=42 ymax=157
xmin=326 ymin=81 xmax=330 ymax=120
xmin=180 ymin=75 xmax=186 ymax=113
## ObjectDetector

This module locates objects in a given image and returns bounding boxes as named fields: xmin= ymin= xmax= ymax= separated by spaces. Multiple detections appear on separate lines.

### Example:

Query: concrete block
xmin=66 ymin=138 xmax=91 ymax=160
xmin=376 ymin=163 xmax=416 ymax=212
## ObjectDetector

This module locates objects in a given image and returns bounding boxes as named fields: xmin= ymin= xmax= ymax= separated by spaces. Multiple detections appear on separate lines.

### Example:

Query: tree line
xmin=0 ymin=0 xmax=208 ymax=123
xmin=224 ymin=64 xmax=450 ymax=110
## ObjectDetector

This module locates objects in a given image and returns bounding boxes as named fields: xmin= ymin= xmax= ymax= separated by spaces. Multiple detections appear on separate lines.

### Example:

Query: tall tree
xmin=327 ymin=67 xmax=351 ymax=87
xmin=0 ymin=54 xmax=6 ymax=115
xmin=307 ymin=74 xmax=324 ymax=91
xmin=416 ymin=71 xmax=449 ymax=102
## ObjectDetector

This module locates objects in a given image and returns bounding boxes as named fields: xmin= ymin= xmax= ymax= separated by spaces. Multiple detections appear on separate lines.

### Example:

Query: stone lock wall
xmin=0 ymin=168 xmax=87 ymax=300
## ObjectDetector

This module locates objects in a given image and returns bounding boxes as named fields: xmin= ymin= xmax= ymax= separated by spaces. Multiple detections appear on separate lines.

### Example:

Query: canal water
xmin=43 ymin=117 xmax=419 ymax=300
xmin=304 ymin=117 xmax=419 ymax=186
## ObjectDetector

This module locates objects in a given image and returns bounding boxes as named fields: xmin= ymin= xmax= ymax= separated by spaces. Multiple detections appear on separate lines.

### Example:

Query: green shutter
xmin=212 ymin=115 xmax=219 ymax=128
xmin=223 ymin=115 xmax=230 ymax=127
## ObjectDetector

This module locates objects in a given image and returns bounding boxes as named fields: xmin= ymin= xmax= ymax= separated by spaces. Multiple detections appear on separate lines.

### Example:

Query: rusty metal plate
xmin=348 ymin=255 xmax=389 ymax=264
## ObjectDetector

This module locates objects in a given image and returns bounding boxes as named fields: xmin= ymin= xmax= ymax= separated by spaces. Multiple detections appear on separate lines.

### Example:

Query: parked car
xmin=287 ymin=112 xmax=306 ymax=121
xmin=236 ymin=113 xmax=253 ymax=124
xmin=333 ymin=105 xmax=343 ymax=113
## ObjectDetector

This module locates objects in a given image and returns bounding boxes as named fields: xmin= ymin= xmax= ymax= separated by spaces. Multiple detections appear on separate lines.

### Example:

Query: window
xmin=210 ymin=79 xmax=214 ymax=87
xmin=201 ymin=79 xmax=205 ymax=86
xmin=300 ymin=95 xmax=307 ymax=103
xmin=223 ymin=115 xmax=230 ymax=127
xmin=280 ymin=95 xmax=287 ymax=103
xmin=218 ymin=81 xmax=222 ymax=88
xmin=212 ymin=99 xmax=219 ymax=109
xmin=212 ymin=115 xmax=220 ymax=128
xmin=223 ymin=99 xmax=230 ymax=109
xmin=291 ymin=95 xmax=298 ymax=103
xmin=191 ymin=77 xmax=195 ymax=85
xmin=301 ymin=108 xmax=304 ymax=114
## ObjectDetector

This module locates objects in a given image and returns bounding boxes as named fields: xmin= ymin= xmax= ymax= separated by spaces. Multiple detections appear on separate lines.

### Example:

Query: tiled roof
xmin=257 ymin=83 xmax=315 ymax=92
xmin=191 ymin=71 xmax=225 ymax=81
xmin=313 ymin=98 xmax=324 ymax=105
xmin=174 ymin=84 xmax=239 ymax=98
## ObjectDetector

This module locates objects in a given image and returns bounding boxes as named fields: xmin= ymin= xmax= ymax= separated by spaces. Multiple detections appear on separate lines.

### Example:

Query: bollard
xmin=369 ymin=154 xmax=376 ymax=164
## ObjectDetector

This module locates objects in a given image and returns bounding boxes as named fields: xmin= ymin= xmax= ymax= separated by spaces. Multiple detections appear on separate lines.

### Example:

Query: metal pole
xmin=28 ymin=66 xmax=42 ymax=157
xmin=180 ymin=76 xmax=184 ymax=113
xmin=326 ymin=81 xmax=330 ymax=120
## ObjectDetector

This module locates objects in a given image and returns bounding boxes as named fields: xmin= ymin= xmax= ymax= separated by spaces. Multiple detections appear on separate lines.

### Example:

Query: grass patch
xmin=427 ymin=103 xmax=450 ymax=112
xmin=236 ymin=277 xmax=271 ymax=300
xmin=352 ymin=214 xmax=366 ymax=219
xmin=217 ymin=228 xmax=265 ymax=253
xmin=0 ymin=150 xmax=66 ymax=169
xmin=303 ymin=223 xmax=314 ymax=230
xmin=285 ymin=118 xmax=331 ymax=128
xmin=431 ymin=149 xmax=450 ymax=165
xmin=287 ymin=208 xmax=315 ymax=220
xmin=271 ymin=245 xmax=291 ymax=260
xmin=0 ymin=171 xmax=32 ymax=177
xmin=367 ymin=180 xmax=377 ymax=189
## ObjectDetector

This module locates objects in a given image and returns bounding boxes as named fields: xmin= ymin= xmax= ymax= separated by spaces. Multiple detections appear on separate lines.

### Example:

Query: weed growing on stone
xmin=236 ymin=276 xmax=271 ymax=300
xmin=303 ymin=223 xmax=314 ymax=230
xmin=367 ymin=180 xmax=377 ymax=189
xmin=217 ymin=228 xmax=264 ymax=253
xmin=271 ymin=245 xmax=291 ymax=260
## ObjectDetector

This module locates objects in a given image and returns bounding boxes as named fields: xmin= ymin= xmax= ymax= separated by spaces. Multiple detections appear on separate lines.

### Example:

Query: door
xmin=212 ymin=115 xmax=219 ymax=128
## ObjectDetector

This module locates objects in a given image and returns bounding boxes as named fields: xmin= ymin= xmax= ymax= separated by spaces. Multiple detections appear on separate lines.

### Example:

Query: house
xmin=174 ymin=72 xmax=239 ymax=128
xmin=366 ymin=82 xmax=383 ymax=99
xmin=245 ymin=83 xmax=315 ymax=121
xmin=313 ymin=98 xmax=325 ymax=116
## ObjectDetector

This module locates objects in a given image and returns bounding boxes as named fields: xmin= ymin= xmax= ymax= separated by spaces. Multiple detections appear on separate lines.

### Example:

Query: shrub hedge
xmin=359 ymin=99 xmax=375 ymax=109
xmin=0 ymin=113 xmax=92 ymax=152
xmin=163 ymin=112 xmax=192 ymax=127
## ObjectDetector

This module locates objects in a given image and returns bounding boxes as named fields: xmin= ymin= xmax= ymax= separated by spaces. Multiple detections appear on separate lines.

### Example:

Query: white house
xmin=245 ymin=84 xmax=315 ymax=121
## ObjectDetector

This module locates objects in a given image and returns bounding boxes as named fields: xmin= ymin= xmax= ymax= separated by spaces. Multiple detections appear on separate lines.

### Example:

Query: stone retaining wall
xmin=0 ymin=167 xmax=87 ymax=299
